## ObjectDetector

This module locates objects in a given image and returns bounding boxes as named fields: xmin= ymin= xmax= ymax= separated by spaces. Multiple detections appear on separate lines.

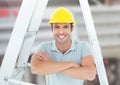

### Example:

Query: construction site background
xmin=0 ymin=0 xmax=120 ymax=85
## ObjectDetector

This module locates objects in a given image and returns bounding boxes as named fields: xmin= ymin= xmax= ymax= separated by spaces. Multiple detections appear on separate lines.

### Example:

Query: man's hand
xmin=35 ymin=51 xmax=52 ymax=62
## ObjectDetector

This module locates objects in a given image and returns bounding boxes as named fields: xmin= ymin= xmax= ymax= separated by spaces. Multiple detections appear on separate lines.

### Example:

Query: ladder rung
xmin=8 ymin=79 xmax=36 ymax=85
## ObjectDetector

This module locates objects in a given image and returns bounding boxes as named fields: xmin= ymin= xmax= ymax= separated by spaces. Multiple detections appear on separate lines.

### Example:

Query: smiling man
xmin=31 ymin=7 xmax=96 ymax=85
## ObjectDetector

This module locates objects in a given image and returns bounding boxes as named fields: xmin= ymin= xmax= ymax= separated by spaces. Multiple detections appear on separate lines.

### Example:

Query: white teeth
xmin=58 ymin=35 xmax=65 ymax=39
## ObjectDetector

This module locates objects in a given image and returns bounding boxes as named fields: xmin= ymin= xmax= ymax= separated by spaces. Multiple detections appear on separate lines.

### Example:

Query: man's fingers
xmin=37 ymin=55 xmax=46 ymax=61
xmin=36 ymin=52 xmax=47 ymax=58
xmin=37 ymin=51 xmax=49 ymax=58
xmin=35 ymin=51 xmax=52 ymax=61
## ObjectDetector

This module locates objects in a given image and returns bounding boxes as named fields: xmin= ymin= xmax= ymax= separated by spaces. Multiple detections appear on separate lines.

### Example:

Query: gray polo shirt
xmin=36 ymin=40 xmax=92 ymax=85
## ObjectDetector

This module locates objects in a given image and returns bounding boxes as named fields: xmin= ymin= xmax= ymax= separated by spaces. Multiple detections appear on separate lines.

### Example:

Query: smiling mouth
xmin=57 ymin=35 xmax=66 ymax=39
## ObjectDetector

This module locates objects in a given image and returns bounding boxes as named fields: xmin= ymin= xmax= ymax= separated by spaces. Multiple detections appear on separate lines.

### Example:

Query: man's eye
xmin=64 ymin=26 xmax=69 ymax=29
xmin=55 ymin=26 xmax=59 ymax=29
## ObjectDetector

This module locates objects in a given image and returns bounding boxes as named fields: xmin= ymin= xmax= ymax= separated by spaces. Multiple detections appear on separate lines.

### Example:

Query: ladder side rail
xmin=0 ymin=0 xmax=39 ymax=84
xmin=10 ymin=0 xmax=49 ymax=84
xmin=17 ymin=0 xmax=49 ymax=67
xmin=79 ymin=0 xmax=109 ymax=85
xmin=16 ymin=34 xmax=36 ymax=67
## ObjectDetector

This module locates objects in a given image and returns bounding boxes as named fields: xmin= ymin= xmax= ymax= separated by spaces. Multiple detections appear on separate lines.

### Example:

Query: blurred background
xmin=0 ymin=0 xmax=120 ymax=85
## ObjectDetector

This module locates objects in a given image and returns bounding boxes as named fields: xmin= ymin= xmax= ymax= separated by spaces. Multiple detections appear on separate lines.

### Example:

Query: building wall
xmin=105 ymin=0 xmax=120 ymax=5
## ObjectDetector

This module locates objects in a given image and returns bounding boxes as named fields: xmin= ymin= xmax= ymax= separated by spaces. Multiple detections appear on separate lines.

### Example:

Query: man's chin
xmin=56 ymin=40 xmax=66 ymax=45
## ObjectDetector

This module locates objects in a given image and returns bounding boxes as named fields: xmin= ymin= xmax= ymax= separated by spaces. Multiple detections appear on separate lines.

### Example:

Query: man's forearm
xmin=36 ymin=61 xmax=76 ymax=75
xmin=60 ymin=65 xmax=96 ymax=81
xmin=31 ymin=55 xmax=77 ymax=75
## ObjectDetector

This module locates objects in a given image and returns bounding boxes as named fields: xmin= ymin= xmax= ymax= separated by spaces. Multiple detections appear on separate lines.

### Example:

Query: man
xmin=31 ymin=7 xmax=96 ymax=85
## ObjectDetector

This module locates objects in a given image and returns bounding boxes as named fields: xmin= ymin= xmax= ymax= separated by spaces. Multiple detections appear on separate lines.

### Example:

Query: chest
xmin=49 ymin=50 xmax=82 ymax=64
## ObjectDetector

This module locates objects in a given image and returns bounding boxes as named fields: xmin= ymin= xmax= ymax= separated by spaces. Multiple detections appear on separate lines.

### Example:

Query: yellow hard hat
xmin=48 ymin=7 xmax=76 ymax=24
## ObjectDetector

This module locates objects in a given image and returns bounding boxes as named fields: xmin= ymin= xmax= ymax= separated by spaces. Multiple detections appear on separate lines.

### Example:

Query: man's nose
xmin=59 ymin=29 xmax=64 ymax=34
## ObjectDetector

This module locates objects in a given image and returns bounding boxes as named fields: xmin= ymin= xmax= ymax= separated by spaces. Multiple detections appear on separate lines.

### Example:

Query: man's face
xmin=52 ymin=23 xmax=73 ymax=44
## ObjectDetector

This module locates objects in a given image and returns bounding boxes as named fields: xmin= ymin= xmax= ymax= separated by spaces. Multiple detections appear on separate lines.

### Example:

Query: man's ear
xmin=51 ymin=24 xmax=53 ymax=31
xmin=71 ymin=24 xmax=74 ymax=31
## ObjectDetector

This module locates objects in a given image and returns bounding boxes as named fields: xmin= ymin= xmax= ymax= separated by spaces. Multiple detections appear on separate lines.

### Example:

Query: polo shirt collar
xmin=51 ymin=39 xmax=76 ymax=52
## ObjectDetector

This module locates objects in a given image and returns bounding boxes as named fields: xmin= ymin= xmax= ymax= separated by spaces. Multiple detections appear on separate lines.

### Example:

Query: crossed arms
xmin=31 ymin=51 xmax=96 ymax=81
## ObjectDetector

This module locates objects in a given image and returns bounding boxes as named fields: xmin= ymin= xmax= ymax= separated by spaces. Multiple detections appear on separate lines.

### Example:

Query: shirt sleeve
xmin=34 ymin=42 xmax=46 ymax=53
xmin=81 ymin=42 xmax=93 ymax=58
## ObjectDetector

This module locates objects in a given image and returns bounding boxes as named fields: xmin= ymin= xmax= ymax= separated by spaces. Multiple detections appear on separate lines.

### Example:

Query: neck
xmin=56 ymin=39 xmax=72 ymax=54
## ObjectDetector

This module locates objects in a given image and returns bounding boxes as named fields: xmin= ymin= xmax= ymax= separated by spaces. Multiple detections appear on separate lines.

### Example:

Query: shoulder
xmin=35 ymin=41 xmax=53 ymax=53
xmin=74 ymin=40 xmax=92 ymax=57
xmin=38 ymin=41 xmax=52 ymax=47
xmin=74 ymin=40 xmax=90 ymax=47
